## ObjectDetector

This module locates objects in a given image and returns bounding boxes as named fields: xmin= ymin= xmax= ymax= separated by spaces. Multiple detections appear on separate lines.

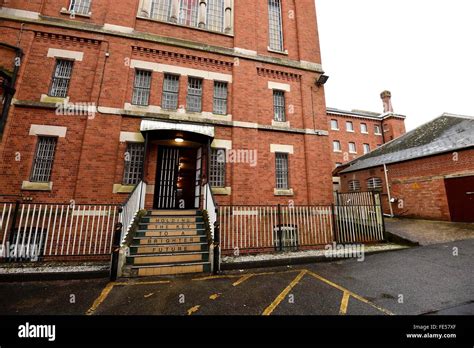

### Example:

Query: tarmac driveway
xmin=386 ymin=218 xmax=474 ymax=246
xmin=1 ymin=239 xmax=472 ymax=316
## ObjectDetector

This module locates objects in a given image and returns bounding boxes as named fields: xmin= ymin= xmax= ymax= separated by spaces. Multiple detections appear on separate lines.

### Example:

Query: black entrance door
xmin=154 ymin=147 xmax=198 ymax=209
xmin=444 ymin=176 xmax=474 ymax=222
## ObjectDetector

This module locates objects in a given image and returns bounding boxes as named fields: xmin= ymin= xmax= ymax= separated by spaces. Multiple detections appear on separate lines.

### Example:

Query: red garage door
xmin=444 ymin=176 xmax=474 ymax=222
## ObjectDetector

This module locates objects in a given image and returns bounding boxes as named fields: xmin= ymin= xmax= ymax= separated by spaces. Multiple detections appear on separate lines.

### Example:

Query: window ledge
xmin=333 ymin=150 xmax=342 ymax=153
xmin=267 ymin=47 xmax=289 ymax=55
xmin=113 ymin=184 xmax=136 ymax=194
xmin=346 ymin=130 xmax=355 ymax=133
xmin=212 ymin=187 xmax=232 ymax=196
xmin=274 ymin=188 xmax=294 ymax=196
xmin=272 ymin=120 xmax=290 ymax=128
xmin=41 ymin=94 xmax=69 ymax=104
xmin=331 ymin=128 xmax=339 ymax=131
xmin=136 ymin=16 xmax=234 ymax=37
xmin=361 ymin=132 xmax=369 ymax=135
xmin=60 ymin=8 xmax=92 ymax=18
xmin=375 ymin=133 xmax=383 ymax=136
xmin=22 ymin=181 xmax=53 ymax=192
xmin=349 ymin=152 xmax=358 ymax=154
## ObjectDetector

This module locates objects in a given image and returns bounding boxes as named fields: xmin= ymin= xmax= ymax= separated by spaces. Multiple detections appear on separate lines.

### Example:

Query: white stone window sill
xmin=333 ymin=150 xmax=342 ymax=153
xmin=274 ymin=188 xmax=294 ymax=196
xmin=349 ymin=152 xmax=358 ymax=154
xmin=60 ymin=8 xmax=92 ymax=18
xmin=212 ymin=187 xmax=232 ymax=196
xmin=267 ymin=47 xmax=289 ymax=55
xmin=41 ymin=94 xmax=69 ymax=104
xmin=375 ymin=133 xmax=383 ymax=136
xmin=22 ymin=181 xmax=53 ymax=192
xmin=331 ymin=128 xmax=339 ymax=131
xmin=361 ymin=132 xmax=369 ymax=135
xmin=346 ymin=130 xmax=355 ymax=133
xmin=272 ymin=120 xmax=290 ymax=128
xmin=113 ymin=184 xmax=136 ymax=194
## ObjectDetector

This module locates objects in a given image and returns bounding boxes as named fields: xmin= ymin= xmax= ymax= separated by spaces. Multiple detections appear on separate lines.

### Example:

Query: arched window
xmin=367 ymin=177 xmax=383 ymax=191
xmin=348 ymin=180 xmax=361 ymax=192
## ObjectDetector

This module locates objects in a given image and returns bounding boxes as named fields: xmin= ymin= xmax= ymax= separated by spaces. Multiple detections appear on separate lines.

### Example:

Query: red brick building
xmin=336 ymin=114 xmax=474 ymax=223
xmin=328 ymin=91 xmax=406 ymax=191
xmin=0 ymin=0 xmax=334 ymax=209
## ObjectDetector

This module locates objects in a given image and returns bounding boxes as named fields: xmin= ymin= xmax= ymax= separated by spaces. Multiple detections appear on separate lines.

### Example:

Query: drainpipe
xmin=383 ymin=163 xmax=394 ymax=217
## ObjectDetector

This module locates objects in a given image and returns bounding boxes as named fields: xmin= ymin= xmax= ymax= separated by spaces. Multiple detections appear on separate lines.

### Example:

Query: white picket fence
xmin=0 ymin=202 xmax=120 ymax=261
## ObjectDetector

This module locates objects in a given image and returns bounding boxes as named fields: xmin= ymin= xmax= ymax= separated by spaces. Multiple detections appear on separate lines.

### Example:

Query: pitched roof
xmin=340 ymin=113 xmax=474 ymax=173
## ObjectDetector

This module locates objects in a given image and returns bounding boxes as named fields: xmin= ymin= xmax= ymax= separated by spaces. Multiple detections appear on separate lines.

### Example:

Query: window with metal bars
xmin=268 ymin=0 xmax=284 ymax=51
xmin=275 ymin=153 xmax=289 ymax=190
xmin=151 ymin=0 xmax=172 ymax=21
xmin=49 ymin=59 xmax=73 ymax=98
xmin=187 ymin=77 xmax=203 ymax=112
xmin=349 ymin=180 xmax=361 ymax=192
xmin=367 ymin=177 xmax=383 ymax=191
xmin=178 ymin=0 xmax=199 ymax=27
xmin=123 ymin=143 xmax=145 ymax=185
xmin=273 ymin=90 xmax=286 ymax=122
xmin=132 ymin=70 xmax=152 ymax=106
xmin=210 ymin=148 xmax=226 ymax=187
xmin=69 ymin=0 xmax=91 ymax=15
xmin=207 ymin=0 xmax=225 ymax=32
xmin=30 ymin=137 xmax=57 ymax=183
xmin=162 ymin=74 xmax=180 ymax=110
xmin=213 ymin=81 xmax=228 ymax=115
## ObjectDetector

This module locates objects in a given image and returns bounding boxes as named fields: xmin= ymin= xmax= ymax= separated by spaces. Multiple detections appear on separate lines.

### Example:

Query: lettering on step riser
xmin=153 ymin=218 xmax=195 ymax=223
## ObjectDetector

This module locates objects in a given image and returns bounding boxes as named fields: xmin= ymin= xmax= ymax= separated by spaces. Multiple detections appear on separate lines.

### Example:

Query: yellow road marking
xmin=86 ymin=283 xmax=115 ymax=316
xmin=187 ymin=305 xmax=201 ymax=315
xmin=114 ymin=280 xmax=171 ymax=287
xmin=307 ymin=271 xmax=394 ymax=315
xmin=144 ymin=293 xmax=154 ymax=298
xmin=262 ymin=270 xmax=307 ymax=316
xmin=339 ymin=292 xmax=350 ymax=315
xmin=209 ymin=293 xmax=220 ymax=300
xmin=233 ymin=274 xmax=255 ymax=286
xmin=193 ymin=274 xmax=242 ymax=281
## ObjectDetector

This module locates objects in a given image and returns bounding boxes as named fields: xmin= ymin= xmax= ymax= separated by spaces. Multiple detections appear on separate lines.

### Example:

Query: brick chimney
xmin=381 ymin=90 xmax=394 ymax=113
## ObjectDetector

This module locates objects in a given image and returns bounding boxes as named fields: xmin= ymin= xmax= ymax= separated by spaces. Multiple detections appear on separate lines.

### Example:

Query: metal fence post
xmin=213 ymin=209 xmax=220 ymax=274
xmin=331 ymin=203 xmax=339 ymax=244
xmin=7 ymin=200 xmax=21 ymax=247
xmin=110 ymin=222 xmax=123 ymax=281
xmin=277 ymin=204 xmax=283 ymax=252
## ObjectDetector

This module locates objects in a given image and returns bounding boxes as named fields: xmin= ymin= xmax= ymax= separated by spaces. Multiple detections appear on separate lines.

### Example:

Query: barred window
xmin=123 ymin=143 xmax=145 ymax=185
xmin=69 ymin=0 xmax=91 ymax=15
xmin=349 ymin=180 xmax=361 ymax=192
xmin=213 ymin=81 xmax=228 ymax=115
xmin=178 ymin=0 xmax=199 ymax=27
xmin=49 ymin=59 xmax=73 ymax=98
xmin=151 ymin=0 xmax=172 ymax=21
xmin=132 ymin=70 xmax=152 ymax=106
xmin=275 ymin=153 xmax=289 ymax=190
xmin=367 ymin=177 xmax=383 ymax=191
xmin=30 ymin=137 xmax=57 ymax=183
xmin=273 ymin=90 xmax=286 ymax=122
xmin=210 ymin=148 xmax=226 ymax=188
xmin=187 ymin=77 xmax=203 ymax=112
xmin=333 ymin=141 xmax=341 ymax=152
xmin=207 ymin=0 xmax=225 ymax=32
xmin=162 ymin=74 xmax=180 ymax=110
xmin=268 ymin=0 xmax=284 ymax=51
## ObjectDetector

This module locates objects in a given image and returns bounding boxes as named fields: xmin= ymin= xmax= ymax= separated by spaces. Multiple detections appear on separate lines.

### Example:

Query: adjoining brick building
xmin=335 ymin=114 xmax=474 ymax=223
xmin=0 ymin=0 xmax=333 ymax=209
xmin=328 ymin=91 xmax=407 ymax=191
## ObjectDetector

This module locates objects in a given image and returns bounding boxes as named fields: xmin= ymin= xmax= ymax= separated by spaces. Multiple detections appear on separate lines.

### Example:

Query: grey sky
xmin=315 ymin=0 xmax=474 ymax=130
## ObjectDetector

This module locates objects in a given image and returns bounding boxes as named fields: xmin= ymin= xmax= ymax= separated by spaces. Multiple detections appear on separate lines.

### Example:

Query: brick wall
xmin=339 ymin=149 xmax=474 ymax=221
xmin=0 ymin=0 xmax=333 ymax=208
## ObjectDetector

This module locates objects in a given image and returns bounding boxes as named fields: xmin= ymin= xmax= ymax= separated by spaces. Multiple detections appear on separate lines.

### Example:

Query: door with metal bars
xmin=154 ymin=146 xmax=201 ymax=209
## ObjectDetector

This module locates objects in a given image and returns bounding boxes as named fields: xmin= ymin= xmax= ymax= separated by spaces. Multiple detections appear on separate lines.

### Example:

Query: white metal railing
xmin=119 ymin=181 xmax=146 ymax=244
xmin=219 ymin=205 xmax=334 ymax=253
xmin=203 ymin=183 xmax=217 ymax=239
xmin=0 ymin=202 xmax=119 ymax=261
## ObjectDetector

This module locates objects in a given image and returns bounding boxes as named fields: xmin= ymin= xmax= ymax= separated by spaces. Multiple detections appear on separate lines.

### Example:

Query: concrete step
xmin=128 ymin=262 xmax=211 ymax=277
xmin=127 ymin=251 xmax=209 ymax=266
xmin=139 ymin=222 xmax=205 ymax=230
xmin=133 ymin=235 xmax=207 ymax=245
xmin=130 ymin=243 xmax=209 ymax=255
xmin=147 ymin=210 xmax=201 ymax=216
xmin=141 ymin=216 xmax=203 ymax=223
xmin=135 ymin=229 xmax=206 ymax=238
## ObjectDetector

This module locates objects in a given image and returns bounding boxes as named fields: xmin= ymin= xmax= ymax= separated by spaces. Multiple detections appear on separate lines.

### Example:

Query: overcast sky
xmin=315 ymin=0 xmax=474 ymax=131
